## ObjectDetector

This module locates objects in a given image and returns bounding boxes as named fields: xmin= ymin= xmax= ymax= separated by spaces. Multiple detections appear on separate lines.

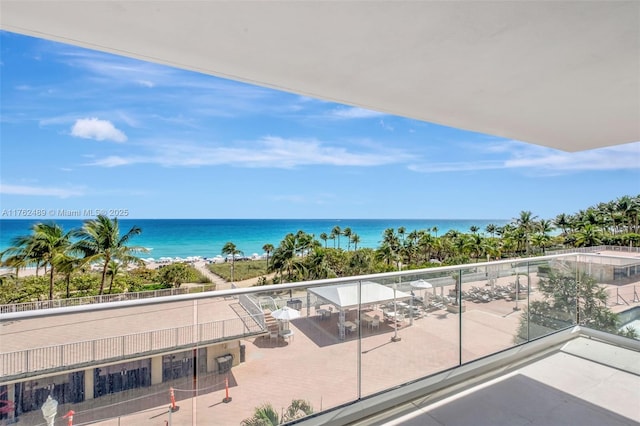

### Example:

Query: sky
xmin=1 ymin=31 xmax=638 ymax=221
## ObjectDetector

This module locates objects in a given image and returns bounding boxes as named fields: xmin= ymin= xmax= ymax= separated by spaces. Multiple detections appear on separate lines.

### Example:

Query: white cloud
xmin=0 ymin=182 xmax=85 ymax=198
xmin=379 ymin=119 xmax=394 ymax=131
xmin=408 ymin=141 xmax=640 ymax=174
xmin=329 ymin=107 xmax=387 ymax=119
xmin=408 ymin=161 xmax=504 ymax=173
xmin=71 ymin=118 xmax=127 ymax=142
xmin=137 ymin=80 xmax=155 ymax=88
xmin=87 ymin=136 xmax=413 ymax=169
xmin=90 ymin=156 xmax=134 ymax=167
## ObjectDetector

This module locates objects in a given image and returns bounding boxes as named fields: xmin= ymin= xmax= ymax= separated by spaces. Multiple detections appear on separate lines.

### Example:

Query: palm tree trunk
xmin=49 ymin=266 xmax=55 ymax=300
xmin=100 ymin=263 xmax=108 ymax=295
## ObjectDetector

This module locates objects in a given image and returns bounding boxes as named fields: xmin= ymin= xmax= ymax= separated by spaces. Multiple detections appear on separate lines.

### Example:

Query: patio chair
xmin=371 ymin=316 xmax=380 ymax=330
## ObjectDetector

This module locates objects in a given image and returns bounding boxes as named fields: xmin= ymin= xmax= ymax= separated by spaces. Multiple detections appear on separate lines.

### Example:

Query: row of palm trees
xmin=244 ymin=195 xmax=639 ymax=284
xmin=554 ymin=194 xmax=640 ymax=246
xmin=0 ymin=215 xmax=146 ymax=299
xmin=319 ymin=226 xmax=361 ymax=250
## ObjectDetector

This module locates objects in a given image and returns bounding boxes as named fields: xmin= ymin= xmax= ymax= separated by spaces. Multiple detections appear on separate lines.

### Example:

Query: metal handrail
xmin=0 ymin=313 xmax=265 ymax=380
xmin=0 ymin=284 xmax=216 ymax=314
xmin=0 ymin=252 xmax=577 ymax=321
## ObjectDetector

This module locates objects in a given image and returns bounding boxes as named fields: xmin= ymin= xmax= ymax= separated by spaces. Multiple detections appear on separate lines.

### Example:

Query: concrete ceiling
xmin=1 ymin=1 xmax=639 ymax=152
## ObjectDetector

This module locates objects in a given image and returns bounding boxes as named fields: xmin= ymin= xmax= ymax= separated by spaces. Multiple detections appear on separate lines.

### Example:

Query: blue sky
xmin=1 ymin=31 xmax=638 ymax=221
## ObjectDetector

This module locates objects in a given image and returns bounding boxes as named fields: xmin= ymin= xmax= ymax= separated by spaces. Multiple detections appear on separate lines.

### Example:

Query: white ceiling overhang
xmin=1 ymin=1 xmax=639 ymax=152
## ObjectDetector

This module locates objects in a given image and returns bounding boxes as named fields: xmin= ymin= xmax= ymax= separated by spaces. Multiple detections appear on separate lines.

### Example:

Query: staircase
xmin=263 ymin=310 xmax=279 ymax=334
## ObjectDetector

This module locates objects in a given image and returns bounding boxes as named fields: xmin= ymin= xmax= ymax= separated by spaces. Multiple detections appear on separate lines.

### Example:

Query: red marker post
xmin=222 ymin=377 xmax=232 ymax=403
xmin=63 ymin=410 xmax=75 ymax=426
xmin=169 ymin=387 xmax=178 ymax=412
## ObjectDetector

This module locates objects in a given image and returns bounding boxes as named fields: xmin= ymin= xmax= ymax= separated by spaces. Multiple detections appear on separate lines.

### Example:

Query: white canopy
xmin=309 ymin=281 xmax=411 ymax=310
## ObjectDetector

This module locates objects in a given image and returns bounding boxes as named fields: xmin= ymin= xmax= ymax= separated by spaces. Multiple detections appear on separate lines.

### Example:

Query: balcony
xmin=1 ymin=251 xmax=639 ymax=425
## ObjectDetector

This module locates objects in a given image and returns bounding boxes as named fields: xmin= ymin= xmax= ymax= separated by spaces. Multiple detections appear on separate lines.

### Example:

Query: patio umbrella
xmin=271 ymin=306 xmax=301 ymax=321
xmin=410 ymin=279 xmax=433 ymax=299
xmin=271 ymin=306 xmax=301 ymax=331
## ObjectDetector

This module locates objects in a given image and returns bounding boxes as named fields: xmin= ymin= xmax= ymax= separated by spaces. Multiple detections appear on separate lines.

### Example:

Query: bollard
xmin=222 ymin=377 xmax=232 ymax=403
xmin=169 ymin=387 xmax=179 ymax=412
xmin=63 ymin=410 xmax=75 ymax=426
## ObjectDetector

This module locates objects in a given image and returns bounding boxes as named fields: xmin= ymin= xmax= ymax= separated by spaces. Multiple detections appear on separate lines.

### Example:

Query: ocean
xmin=0 ymin=219 xmax=509 ymax=260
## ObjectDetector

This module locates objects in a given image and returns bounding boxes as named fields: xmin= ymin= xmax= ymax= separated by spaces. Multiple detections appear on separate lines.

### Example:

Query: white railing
xmin=548 ymin=245 xmax=640 ymax=255
xmin=0 ymin=313 xmax=265 ymax=379
xmin=0 ymin=284 xmax=216 ymax=314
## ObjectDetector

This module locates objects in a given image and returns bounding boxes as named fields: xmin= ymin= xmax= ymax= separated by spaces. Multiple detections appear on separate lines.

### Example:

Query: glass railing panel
xmin=6 ymin=252 xmax=635 ymax=424
xmin=460 ymin=262 xmax=525 ymax=364
xmin=185 ymin=284 xmax=358 ymax=425
xmin=573 ymin=254 xmax=640 ymax=338
xmin=0 ymin=297 xmax=211 ymax=425
xmin=359 ymin=273 xmax=459 ymax=397
xmin=521 ymin=256 xmax=578 ymax=341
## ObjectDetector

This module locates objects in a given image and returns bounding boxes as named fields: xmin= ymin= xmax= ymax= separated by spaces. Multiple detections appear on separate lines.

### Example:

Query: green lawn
xmin=208 ymin=260 xmax=269 ymax=281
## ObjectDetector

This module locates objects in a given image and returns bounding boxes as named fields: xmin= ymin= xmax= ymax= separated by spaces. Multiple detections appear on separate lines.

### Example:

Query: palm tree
xmin=222 ymin=241 xmax=243 ymax=283
xmin=343 ymin=227 xmax=352 ymax=251
xmin=397 ymin=226 xmax=406 ymax=242
xmin=56 ymin=252 xmax=82 ymax=298
xmin=331 ymin=226 xmax=342 ymax=249
xmin=515 ymin=210 xmax=538 ymax=255
xmin=5 ymin=222 xmax=72 ymax=300
xmin=73 ymin=215 xmax=146 ymax=295
xmin=531 ymin=233 xmax=552 ymax=255
xmin=282 ymin=399 xmax=314 ymax=422
xmin=485 ymin=223 xmax=497 ymax=238
xmin=375 ymin=243 xmax=398 ymax=269
xmin=241 ymin=403 xmax=280 ymax=426
xmin=350 ymin=233 xmax=361 ymax=250
xmin=305 ymin=247 xmax=334 ymax=280
xmin=241 ymin=399 xmax=313 ymax=425
xmin=616 ymin=195 xmax=640 ymax=233
xmin=262 ymin=243 xmax=274 ymax=271
xmin=348 ymin=248 xmax=373 ymax=275
xmin=0 ymin=248 xmax=30 ymax=278
xmin=270 ymin=234 xmax=305 ymax=282
xmin=574 ymin=224 xmax=603 ymax=247
xmin=319 ymin=232 xmax=328 ymax=248
xmin=106 ymin=260 xmax=123 ymax=294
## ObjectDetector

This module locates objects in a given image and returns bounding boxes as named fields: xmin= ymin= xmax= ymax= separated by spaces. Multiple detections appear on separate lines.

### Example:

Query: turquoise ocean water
xmin=0 ymin=219 xmax=508 ymax=260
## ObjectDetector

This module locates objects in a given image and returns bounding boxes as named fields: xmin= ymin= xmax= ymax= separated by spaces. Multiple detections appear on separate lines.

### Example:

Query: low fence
xmin=0 ymin=313 xmax=264 ymax=380
xmin=548 ymin=245 xmax=640 ymax=255
xmin=0 ymin=285 xmax=216 ymax=314
xmin=605 ymin=285 xmax=640 ymax=308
